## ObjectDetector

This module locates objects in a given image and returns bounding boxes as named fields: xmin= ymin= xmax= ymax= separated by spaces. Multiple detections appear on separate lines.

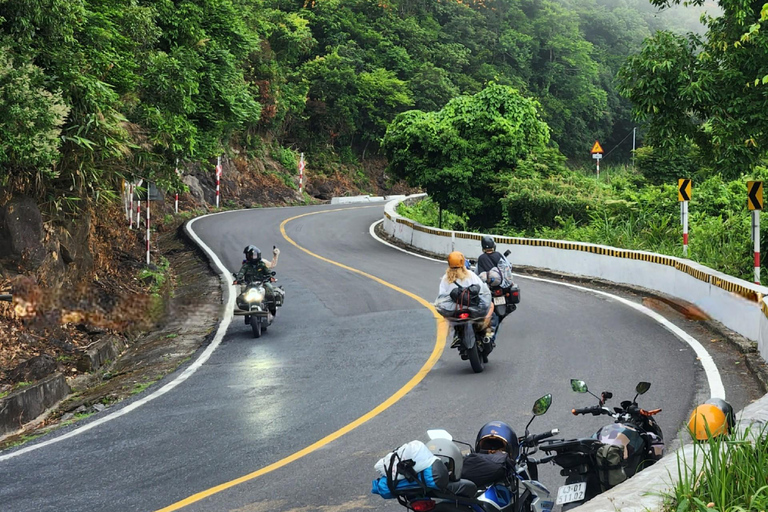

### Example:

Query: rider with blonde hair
xmin=438 ymin=251 xmax=494 ymax=348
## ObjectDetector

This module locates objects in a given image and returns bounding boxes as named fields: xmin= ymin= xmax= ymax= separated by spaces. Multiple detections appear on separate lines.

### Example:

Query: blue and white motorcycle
xmin=372 ymin=395 xmax=558 ymax=512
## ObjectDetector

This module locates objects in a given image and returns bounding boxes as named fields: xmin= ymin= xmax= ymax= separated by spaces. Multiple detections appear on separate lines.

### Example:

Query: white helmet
xmin=426 ymin=438 xmax=463 ymax=481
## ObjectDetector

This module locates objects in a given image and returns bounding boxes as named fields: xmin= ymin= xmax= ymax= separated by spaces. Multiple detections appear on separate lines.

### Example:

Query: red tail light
xmin=410 ymin=499 xmax=436 ymax=512
xmin=459 ymin=312 xmax=470 ymax=319
xmin=512 ymin=291 xmax=519 ymax=297
xmin=494 ymin=289 xmax=503 ymax=296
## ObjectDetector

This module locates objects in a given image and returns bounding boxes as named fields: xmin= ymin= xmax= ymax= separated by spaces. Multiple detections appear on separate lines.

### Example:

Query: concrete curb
xmin=0 ymin=374 xmax=70 ymax=437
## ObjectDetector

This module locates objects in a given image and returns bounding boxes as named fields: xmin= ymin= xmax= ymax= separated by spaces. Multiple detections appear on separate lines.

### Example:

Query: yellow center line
xmin=155 ymin=207 xmax=447 ymax=512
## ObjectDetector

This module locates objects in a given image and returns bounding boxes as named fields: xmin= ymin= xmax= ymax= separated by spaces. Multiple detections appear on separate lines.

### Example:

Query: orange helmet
xmin=447 ymin=251 xmax=465 ymax=269
xmin=687 ymin=398 xmax=734 ymax=441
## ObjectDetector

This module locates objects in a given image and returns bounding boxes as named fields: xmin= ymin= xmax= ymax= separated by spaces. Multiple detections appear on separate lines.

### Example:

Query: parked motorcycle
xmin=540 ymin=380 xmax=664 ymax=510
xmin=372 ymin=394 xmax=559 ymax=512
xmin=232 ymin=271 xmax=284 ymax=338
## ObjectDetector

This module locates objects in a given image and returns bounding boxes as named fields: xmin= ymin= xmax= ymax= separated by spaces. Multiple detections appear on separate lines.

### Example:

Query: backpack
xmin=496 ymin=256 xmax=514 ymax=288
xmin=595 ymin=444 xmax=628 ymax=491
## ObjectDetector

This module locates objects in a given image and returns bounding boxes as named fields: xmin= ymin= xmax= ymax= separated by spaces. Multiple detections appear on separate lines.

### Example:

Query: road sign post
xmin=748 ymin=181 xmax=763 ymax=284
xmin=590 ymin=141 xmax=604 ymax=179
xmin=678 ymin=179 xmax=692 ymax=256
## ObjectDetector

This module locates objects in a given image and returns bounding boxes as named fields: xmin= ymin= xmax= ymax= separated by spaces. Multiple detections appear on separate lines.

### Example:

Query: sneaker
xmin=451 ymin=335 xmax=462 ymax=348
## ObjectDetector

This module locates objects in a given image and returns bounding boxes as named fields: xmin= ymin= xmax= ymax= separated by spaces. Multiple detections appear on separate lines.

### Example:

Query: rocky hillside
xmin=0 ymin=154 xmax=411 ymax=398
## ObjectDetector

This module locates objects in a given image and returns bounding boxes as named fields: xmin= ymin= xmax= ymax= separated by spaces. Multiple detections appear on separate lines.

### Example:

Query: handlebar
xmin=572 ymin=405 xmax=608 ymax=416
xmin=523 ymin=429 xmax=560 ymax=447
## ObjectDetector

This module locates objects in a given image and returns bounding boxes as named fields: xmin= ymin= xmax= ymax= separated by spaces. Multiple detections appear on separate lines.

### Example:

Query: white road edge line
xmin=0 ymin=213 xmax=237 ymax=462
xmin=369 ymin=219 xmax=726 ymax=400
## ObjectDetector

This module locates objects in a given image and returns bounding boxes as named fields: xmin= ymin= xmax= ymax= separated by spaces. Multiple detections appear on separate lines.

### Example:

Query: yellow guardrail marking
xmin=156 ymin=207 xmax=446 ymax=511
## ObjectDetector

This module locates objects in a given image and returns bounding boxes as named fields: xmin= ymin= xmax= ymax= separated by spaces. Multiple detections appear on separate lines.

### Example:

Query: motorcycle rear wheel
xmin=251 ymin=317 xmax=262 ymax=338
xmin=468 ymin=343 xmax=484 ymax=373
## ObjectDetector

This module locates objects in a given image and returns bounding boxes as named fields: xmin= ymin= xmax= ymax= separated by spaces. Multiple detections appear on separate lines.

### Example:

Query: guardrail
xmin=0 ymin=294 xmax=12 ymax=302
xmin=383 ymin=194 xmax=768 ymax=358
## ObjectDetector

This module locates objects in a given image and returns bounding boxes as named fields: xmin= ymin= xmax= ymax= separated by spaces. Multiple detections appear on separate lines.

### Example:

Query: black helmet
xmin=244 ymin=245 xmax=261 ymax=262
xmin=481 ymin=236 xmax=496 ymax=251
xmin=476 ymin=420 xmax=518 ymax=458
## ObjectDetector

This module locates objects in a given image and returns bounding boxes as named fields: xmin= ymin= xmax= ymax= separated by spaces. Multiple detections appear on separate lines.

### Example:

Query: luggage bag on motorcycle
xmin=461 ymin=452 xmax=509 ymax=487
xmin=371 ymin=459 xmax=450 ymax=499
xmin=594 ymin=424 xmax=647 ymax=490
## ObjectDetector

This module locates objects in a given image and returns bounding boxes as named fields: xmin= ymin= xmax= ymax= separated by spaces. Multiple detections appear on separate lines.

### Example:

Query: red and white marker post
xmin=678 ymin=179 xmax=692 ymax=257
xmin=175 ymin=161 xmax=181 ymax=214
xmin=299 ymin=153 xmax=305 ymax=195
xmin=129 ymin=183 xmax=135 ymax=229
xmin=215 ymin=157 xmax=222 ymax=208
xmin=748 ymin=181 xmax=764 ymax=284
xmin=146 ymin=194 xmax=151 ymax=265
xmin=682 ymin=201 xmax=689 ymax=256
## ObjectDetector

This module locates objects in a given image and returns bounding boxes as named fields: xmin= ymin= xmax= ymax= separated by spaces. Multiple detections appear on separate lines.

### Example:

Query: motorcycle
xmin=539 ymin=380 xmax=664 ymax=510
xmin=373 ymin=394 xmax=559 ymax=512
xmin=449 ymin=310 xmax=493 ymax=373
xmin=473 ymin=250 xmax=520 ymax=323
xmin=232 ymin=271 xmax=284 ymax=338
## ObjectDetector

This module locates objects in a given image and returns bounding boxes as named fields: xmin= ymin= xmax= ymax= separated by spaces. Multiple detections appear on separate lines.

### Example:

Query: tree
xmin=618 ymin=0 xmax=768 ymax=176
xmin=382 ymin=83 xmax=551 ymax=225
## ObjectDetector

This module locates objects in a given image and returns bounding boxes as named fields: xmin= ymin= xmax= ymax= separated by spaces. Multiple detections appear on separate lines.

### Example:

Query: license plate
xmin=493 ymin=296 xmax=506 ymax=305
xmin=556 ymin=482 xmax=586 ymax=505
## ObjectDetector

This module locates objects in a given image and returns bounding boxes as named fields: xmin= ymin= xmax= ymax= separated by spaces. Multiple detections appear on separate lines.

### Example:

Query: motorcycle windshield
xmin=594 ymin=424 xmax=645 ymax=460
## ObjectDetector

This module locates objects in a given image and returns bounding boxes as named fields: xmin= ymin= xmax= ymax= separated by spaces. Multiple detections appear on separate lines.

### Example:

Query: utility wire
xmin=602 ymin=128 xmax=636 ymax=159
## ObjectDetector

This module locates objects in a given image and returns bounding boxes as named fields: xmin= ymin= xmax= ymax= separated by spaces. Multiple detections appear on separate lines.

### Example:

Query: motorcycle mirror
xmin=636 ymin=382 xmax=651 ymax=395
xmin=603 ymin=392 xmax=613 ymax=400
xmin=532 ymin=394 xmax=552 ymax=416
xmin=504 ymin=249 xmax=511 ymax=257
xmin=427 ymin=429 xmax=453 ymax=441
xmin=571 ymin=379 xmax=588 ymax=393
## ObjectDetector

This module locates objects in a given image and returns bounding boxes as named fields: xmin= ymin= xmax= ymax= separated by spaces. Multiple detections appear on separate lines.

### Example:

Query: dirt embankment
xmin=0 ymin=153 xmax=412 ymax=447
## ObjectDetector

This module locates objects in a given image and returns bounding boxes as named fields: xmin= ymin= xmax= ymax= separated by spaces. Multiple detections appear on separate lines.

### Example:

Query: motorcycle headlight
xmin=244 ymin=287 xmax=265 ymax=303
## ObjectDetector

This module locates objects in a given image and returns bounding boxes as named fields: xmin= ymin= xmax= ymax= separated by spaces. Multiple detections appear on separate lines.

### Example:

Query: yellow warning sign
xmin=590 ymin=141 xmax=604 ymax=154
xmin=678 ymin=179 xmax=692 ymax=202
xmin=748 ymin=181 xmax=763 ymax=210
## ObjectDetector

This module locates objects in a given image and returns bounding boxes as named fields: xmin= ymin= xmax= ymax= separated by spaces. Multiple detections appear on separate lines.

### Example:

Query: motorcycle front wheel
xmin=251 ymin=317 xmax=262 ymax=338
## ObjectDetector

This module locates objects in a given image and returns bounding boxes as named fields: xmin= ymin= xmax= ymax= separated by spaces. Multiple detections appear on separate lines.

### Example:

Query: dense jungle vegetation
xmin=1 ymin=0 xmax=767 ymax=282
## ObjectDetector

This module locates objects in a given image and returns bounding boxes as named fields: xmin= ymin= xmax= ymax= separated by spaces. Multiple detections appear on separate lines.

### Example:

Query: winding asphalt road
xmin=0 ymin=204 xmax=720 ymax=512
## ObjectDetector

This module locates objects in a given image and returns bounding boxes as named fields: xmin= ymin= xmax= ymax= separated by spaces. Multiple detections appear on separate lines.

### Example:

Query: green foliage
xmin=383 ymin=83 xmax=551 ymax=225
xmin=0 ymin=51 xmax=69 ymax=180
xmin=667 ymin=424 xmax=768 ymax=512
xmin=618 ymin=0 xmax=768 ymax=175
xmin=397 ymin=197 xmax=468 ymax=231
xmin=634 ymin=144 xmax=706 ymax=185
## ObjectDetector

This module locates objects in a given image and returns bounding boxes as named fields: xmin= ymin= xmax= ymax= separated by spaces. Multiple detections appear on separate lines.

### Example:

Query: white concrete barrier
xmin=383 ymin=194 xmax=768 ymax=353
xmin=382 ymin=194 xmax=768 ymax=511
xmin=331 ymin=195 xmax=386 ymax=204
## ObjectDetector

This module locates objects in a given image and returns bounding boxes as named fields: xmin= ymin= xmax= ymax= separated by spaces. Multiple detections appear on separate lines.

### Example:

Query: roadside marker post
xmin=678 ymin=179 xmax=692 ymax=256
xmin=175 ymin=160 xmax=181 ymax=214
xmin=215 ymin=157 xmax=222 ymax=209
xmin=748 ymin=181 xmax=763 ymax=284
xmin=299 ymin=153 xmax=305 ymax=195
xmin=590 ymin=141 xmax=604 ymax=179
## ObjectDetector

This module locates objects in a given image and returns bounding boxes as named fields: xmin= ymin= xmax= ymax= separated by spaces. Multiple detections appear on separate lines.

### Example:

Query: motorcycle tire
xmin=251 ymin=317 xmax=262 ymax=338
xmin=468 ymin=343 xmax=484 ymax=373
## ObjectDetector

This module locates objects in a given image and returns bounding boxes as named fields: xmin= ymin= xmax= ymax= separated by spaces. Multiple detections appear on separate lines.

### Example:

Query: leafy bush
xmin=397 ymin=197 xmax=468 ymax=231
xmin=667 ymin=424 xmax=768 ymax=512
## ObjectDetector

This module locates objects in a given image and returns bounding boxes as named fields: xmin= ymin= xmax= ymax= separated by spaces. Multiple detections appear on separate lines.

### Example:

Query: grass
xmin=666 ymin=423 xmax=768 ymax=512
